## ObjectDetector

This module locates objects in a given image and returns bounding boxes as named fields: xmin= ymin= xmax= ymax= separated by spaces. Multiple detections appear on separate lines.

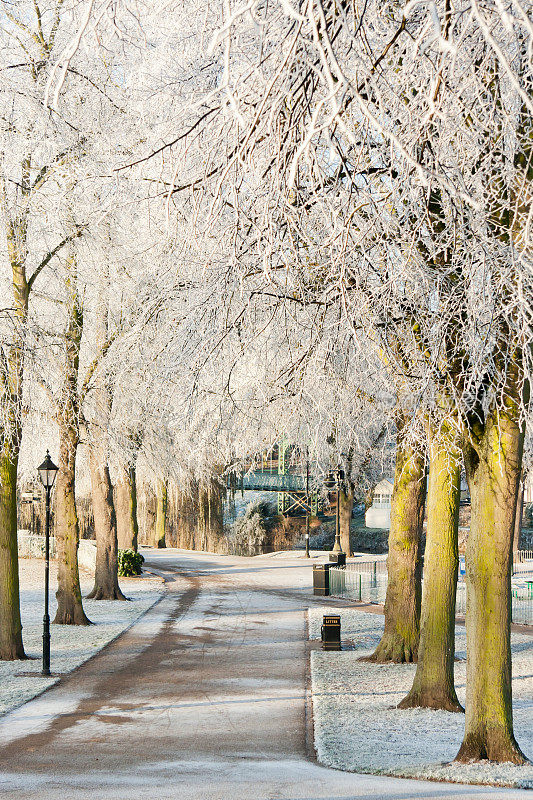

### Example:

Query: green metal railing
xmin=235 ymin=472 xmax=307 ymax=491
xmin=329 ymin=565 xmax=388 ymax=604
xmin=330 ymin=562 xmax=533 ymax=625
xmin=514 ymin=550 xmax=533 ymax=573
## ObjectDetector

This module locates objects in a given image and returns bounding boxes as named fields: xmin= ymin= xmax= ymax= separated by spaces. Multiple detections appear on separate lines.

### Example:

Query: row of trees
xmin=0 ymin=0 xmax=531 ymax=769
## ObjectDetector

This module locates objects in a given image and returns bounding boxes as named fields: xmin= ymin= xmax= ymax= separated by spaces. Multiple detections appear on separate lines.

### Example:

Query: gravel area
xmin=309 ymin=607 xmax=533 ymax=789
xmin=0 ymin=559 xmax=164 ymax=717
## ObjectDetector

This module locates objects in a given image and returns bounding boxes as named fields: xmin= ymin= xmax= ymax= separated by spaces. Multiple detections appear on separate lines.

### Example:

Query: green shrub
xmin=118 ymin=549 xmax=144 ymax=577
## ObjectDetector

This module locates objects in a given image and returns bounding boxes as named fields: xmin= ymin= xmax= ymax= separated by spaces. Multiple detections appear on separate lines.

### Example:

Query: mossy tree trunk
xmin=116 ymin=466 xmax=138 ymax=551
xmin=0 ymin=210 xmax=28 ymax=660
xmin=399 ymin=425 xmax=461 ymax=711
xmin=339 ymin=485 xmax=354 ymax=556
xmin=455 ymin=397 xmax=526 ymax=764
xmin=368 ymin=412 xmax=425 ymax=663
xmin=0 ymin=450 xmax=25 ymax=659
xmin=155 ymin=480 xmax=167 ymax=548
xmin=141 ymin=485 xmax=157 ymax=547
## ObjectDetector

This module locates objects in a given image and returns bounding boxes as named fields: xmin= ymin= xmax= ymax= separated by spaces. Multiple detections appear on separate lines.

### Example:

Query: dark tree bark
xmin=368 ymin=412 xmax=426 ymax=663
xmin=87 ymin=452 xmax=126 ymax=601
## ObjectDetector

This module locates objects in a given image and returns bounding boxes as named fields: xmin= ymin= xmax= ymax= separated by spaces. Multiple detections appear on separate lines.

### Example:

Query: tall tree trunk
xmin=155 ymin=480 xmax=167 ymax=548
xmin=140 ymin=485 xmax=157 ymax=547
xmin=54 ymin=428 xmax=91 ymax=625
xmin=198 ymin=478 xmax=224 ymax=551
xmin=116 ymin=466 xmax=138 ymax=551
xmin=399 ymin=425 xmax=461 ymax=710
xmin=455 ymin=401 xmax=526 ymax=764
xmin=339 ymin=485 xmax=354 ymax=556
xmin=87 ymin=451 xmax=126 ymax=601
xmin=86 ymin=272 xmax=125 ymax=601
xmin=368 ymin=412 xmax=425 ymax=663
xmin=0 ymin=450 xmax=25 ymax=659
xmin=0 ymin=209 xmax=29 ymax=660
xmin=54 ymin=254 xmax=90 ymax=625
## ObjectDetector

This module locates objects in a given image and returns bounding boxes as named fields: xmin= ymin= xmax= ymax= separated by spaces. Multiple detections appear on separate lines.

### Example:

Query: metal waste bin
xmin=321 ymin=614 xmax=341 ymax=650
xmin=313 ymin=563 xmax=330 ymax=596
xmin=329 ymin=552 xmax=346 ymax=566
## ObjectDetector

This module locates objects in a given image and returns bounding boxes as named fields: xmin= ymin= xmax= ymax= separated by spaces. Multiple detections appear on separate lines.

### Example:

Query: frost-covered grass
xmin=309 ymin=607 xmax=533 ymax=789
xmin=0 ymin=559 xmax=164 ymax=717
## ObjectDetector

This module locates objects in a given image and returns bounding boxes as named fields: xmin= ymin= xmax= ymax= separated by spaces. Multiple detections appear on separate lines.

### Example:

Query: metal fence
xmin=330 ymin=561 xmax=533 ymax=625
xmin=329 ymin=565 xmax=388 ymax=604
xmin=17 ymin=532 xmax=97 ymax=572
xmin=514 ymin=550 xmax=533 ymax=573
xmin=17 ymin=531 xmax=56 ymax=559
xmin=233 ymin=472 xmax=307 ymax=491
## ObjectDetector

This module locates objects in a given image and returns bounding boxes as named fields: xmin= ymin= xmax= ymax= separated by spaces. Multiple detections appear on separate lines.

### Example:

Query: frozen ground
xmin=0 ymin=559 xmax=163 ymax=716
xmin=1 ymin=549 xmax=530 ymax=800
xmin=309 ymin=607 xmax=533 ymax=789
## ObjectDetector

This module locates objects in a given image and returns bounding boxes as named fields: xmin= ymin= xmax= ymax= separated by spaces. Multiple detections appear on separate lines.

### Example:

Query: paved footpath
xmin=0 ymin=550 xmax=529 ymax=800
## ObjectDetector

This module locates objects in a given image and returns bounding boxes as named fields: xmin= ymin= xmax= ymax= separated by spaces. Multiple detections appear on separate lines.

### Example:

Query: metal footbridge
xmin=228 ymin=470 xmax=322 ymax=516
xmin=237 ymin=472 xmax=306 ymax=492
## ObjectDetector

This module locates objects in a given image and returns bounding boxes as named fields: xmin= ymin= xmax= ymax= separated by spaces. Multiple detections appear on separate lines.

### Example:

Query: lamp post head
xmin=38 ymin=451 xmax=59 ymax=489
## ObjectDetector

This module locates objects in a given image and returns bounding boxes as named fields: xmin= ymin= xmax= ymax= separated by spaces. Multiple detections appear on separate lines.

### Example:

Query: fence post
xmin=359 ymin=573 xmax=362 ymax=601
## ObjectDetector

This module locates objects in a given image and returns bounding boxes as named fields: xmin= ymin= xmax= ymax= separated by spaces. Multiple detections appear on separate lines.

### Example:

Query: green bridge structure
xmin=229 ymin=470 xmax=321 ymax=516
xmin=228 ymin=437 xmax=325 ymax=516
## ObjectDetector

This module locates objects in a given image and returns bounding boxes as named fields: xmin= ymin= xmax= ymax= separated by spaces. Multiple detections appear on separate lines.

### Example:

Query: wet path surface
xmin=0 ymin=551 xmax=529 ymax=799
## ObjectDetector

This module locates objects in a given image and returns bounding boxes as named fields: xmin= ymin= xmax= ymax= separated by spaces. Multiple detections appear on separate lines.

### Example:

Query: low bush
xmin=118 ymin=548 xmax=144 ymax=577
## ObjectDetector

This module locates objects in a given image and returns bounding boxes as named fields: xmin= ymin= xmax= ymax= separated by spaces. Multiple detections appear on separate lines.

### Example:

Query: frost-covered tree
xmin=0 ymin=0 xmax=90 ymax=657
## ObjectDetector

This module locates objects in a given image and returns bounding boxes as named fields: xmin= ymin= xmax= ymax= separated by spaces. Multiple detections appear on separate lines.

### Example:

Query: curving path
xmin=0 ymin=549 xmax=529 ymax=800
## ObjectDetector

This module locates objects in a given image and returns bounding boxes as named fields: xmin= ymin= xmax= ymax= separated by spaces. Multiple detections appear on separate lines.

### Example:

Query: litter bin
xmin=313 ymin=564 xmax=330 ymax=596
xmin=328 ymin=552 xmax=346 ymax=566
xmin=321 ymin=614 xmax=341 ymax=650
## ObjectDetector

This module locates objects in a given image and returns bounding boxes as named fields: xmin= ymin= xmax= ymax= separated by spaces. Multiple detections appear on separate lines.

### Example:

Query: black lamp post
xmin=331 ymin=465 xmax=344 ymax=555
xmin=38 ymin=451 xmax=58 ymax=677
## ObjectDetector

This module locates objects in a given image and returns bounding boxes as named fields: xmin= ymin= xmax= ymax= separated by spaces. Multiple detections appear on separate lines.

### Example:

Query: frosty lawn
xmin=0 ymin=559 xmax=164 ymax=717
xmin=309 ymin=607 xmax=533 ymax=789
